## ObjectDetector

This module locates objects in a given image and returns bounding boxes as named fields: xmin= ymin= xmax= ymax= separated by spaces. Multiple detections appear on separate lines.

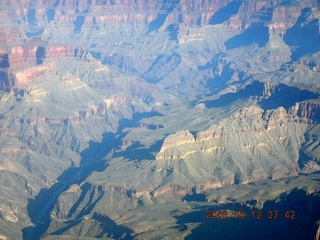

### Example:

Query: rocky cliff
xmin=1 ymin=0 xmax=318 ymax=88
xmin=0 ymin=44 xmax=74 ymax=90
xmin=155 ymin=105 xmax=310 ymax=181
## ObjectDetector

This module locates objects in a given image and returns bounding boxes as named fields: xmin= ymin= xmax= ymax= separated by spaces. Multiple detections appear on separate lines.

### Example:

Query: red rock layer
xmin=289 ymin=101 xmax=320 ymax=122
xmin=0 ymin=45 xmax=73 ymax=69
xmin=3 ymin=0 xmax=316 ymax=33
xmin=0 ymin=45 xmax=74 ymax=89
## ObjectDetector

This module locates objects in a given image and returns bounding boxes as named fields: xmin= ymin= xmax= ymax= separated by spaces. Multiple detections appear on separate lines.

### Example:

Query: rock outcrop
xmin=0 ymin=44 xmax=73 ymax=68
xmin=0 ymin=44 xmax=74 ymax=89
xmin=155 ymin=103 xmax=318 ymax=183
xmin=289 ymin=101 xmax=320 ymax=122
xmin=159 ymin=130 xmax=195 ymax=152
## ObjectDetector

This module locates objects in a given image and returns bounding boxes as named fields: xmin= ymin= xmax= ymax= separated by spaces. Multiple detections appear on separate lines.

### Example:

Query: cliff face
xmin=289 ymin=101 xmax=320 ymax=122
xmin=4 ymin=0 xmax=315 ymax=31
xmin=159 ymin=130 xmax=195 ymax=152
xmin=1 ymin=0 xmax=319 ymax=93
xmin=155 ymin=105 xmax=305 ymax=182
xmin=156 ymin=101 xmax=317 ymax=161
xmin=0 ymin=45 xmax=74 ymax=89
xmin=155 ymin=81 xmax=320 ymax=183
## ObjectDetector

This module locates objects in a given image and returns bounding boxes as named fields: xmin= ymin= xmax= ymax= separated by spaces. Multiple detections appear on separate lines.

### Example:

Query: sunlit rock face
xmin=0 ymin=0 xmax=319 ymax=239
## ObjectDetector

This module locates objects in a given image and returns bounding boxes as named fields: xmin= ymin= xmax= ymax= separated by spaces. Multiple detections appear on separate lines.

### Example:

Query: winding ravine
xmin=23 ymin=132 xmax=119 ymax=240
xmin=22 ymin=111 xmax=161 ymax=239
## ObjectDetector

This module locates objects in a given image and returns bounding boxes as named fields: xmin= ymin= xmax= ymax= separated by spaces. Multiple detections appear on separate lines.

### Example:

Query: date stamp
xmin=205 ymin=210 xmax=296 ymax=219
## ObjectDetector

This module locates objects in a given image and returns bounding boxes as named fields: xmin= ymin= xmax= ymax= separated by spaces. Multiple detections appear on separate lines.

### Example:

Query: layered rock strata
xmin=156 ymin=104 xmax=317 ymax=182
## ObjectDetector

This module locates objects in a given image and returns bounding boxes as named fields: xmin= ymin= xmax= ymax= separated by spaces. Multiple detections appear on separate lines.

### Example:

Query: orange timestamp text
xmin=206 ymin=210 xmax=296 ymax=219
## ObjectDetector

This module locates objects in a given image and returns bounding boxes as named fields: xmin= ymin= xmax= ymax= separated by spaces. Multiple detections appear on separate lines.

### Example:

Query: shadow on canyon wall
xmin=146 ymin=0 xmax=180 ymax=34
xmin=22 ymin=131 xmax=118 ymax=240
xmin=23 ymin=110 xmax=162 ymax=239
xmin=209 ymin=1 xmax=243 ymax=25
xmin=225 ymin=23 xmax=269 ymax=49
xmin=204 ymin=81 xmax=319 ymax=112
xmin=284 ymin=8 xmax=320 ymax=61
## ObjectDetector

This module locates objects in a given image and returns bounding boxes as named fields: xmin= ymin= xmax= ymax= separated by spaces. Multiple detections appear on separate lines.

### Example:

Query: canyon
xmin=0 ymin=0 xmax=319 ymax=239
